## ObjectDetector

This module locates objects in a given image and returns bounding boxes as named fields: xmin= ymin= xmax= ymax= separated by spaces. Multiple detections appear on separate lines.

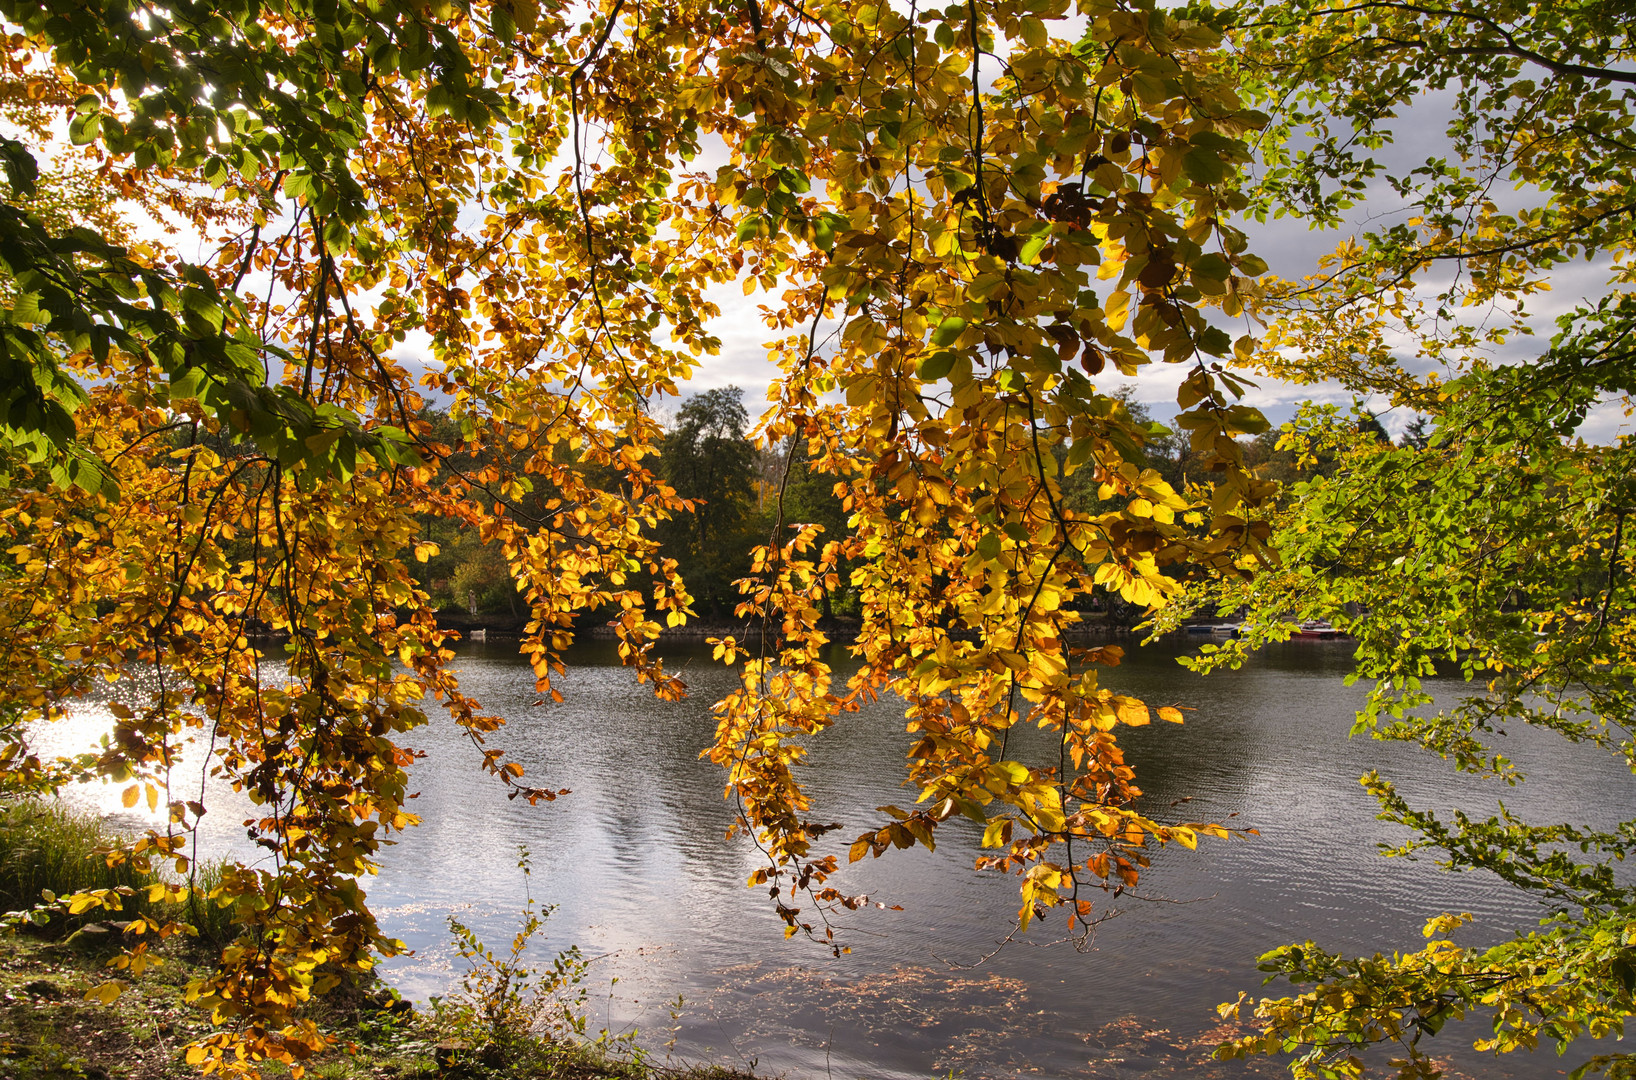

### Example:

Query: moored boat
xmin=1293 ymin=620 xmax=1341 ymax=638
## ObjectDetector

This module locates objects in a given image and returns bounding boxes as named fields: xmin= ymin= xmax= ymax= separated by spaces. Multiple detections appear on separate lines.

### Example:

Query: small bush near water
xmin=419 ymin=848 xmax=758 ymax=1080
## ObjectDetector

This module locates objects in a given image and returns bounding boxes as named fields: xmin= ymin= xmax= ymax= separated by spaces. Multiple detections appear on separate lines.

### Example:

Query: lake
xmin=369 ymin=636 xmax=1624 ymax=1080
xmin=47 ymin=635 xmax=1627 ymax=1079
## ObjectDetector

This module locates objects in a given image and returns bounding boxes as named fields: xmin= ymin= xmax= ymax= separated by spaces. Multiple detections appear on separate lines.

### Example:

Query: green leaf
xmin=930 ymin=316 xmax=967 ymax=347
xmin=813 ymin=214 xmax=836 ymax=251
xmin=491 ymin=5 xmax=516 ymax=43
xmin=10 ymin=292 xmax=43 ymax=325
xmin=917 ymin=351 xmax=956 ymax=381
xmin=68 ymin=111 xmax=99 ymax=145
xmin=1182 ymin=147 xmax=1227 ymax=186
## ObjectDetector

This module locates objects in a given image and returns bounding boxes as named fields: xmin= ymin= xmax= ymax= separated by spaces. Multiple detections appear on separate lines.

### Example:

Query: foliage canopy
xmin=1174 ymin=1 xmax=1636 ymax=1076
xmin=0 ymin=0 xmax=1274 ymax=1071
xmin=6 ymin=0 xmax=1633 ymax=1073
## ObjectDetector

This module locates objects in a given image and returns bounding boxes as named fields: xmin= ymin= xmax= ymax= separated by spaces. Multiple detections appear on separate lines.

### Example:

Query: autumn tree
xmin=0 ymin=0 xmax=1279 ymax=1072
xmin=1169 ymin=2 xmax=1636 ymax=1076
xmin=657 ymin=386 xmax=760 ymax=615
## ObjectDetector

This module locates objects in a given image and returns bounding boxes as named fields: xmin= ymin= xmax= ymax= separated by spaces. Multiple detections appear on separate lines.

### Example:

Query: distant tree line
xmin=413 ymin=387 xmax=849 ymax=622
xmin=420 ymin=385 xmax=1423 ymax=625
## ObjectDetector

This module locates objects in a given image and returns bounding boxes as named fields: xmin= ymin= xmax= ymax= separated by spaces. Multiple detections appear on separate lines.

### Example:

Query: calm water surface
xmin=369 ymin=638 xmax=1625 ymax=1080
xmin=48 ymin=637 xmax=1630 ymax=1079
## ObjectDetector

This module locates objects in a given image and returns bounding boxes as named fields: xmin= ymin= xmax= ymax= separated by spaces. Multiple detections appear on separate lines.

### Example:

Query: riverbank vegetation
xmin=408 ymin=387 xmax=851 ymax=623
xmin=0 ymin=913 xmax=755 ymax=1080
xmin=1 ymin=801 xmax=758 ymax=1080
xmin=0 ymin=0 xmax=1631 ymax=1076
xmin=1163 ymin=2 xmax=1636 ymax=1075
xmin=416 ymin=382 xmax=1358 ymax=628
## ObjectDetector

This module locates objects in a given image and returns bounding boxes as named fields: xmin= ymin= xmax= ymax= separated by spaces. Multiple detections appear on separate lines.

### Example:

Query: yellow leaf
xmin=1157 ymin=706 xmax=1184 ymax=723
xmin=122 ymin=784 xmax=139 ymax=809
xmin=84 ymin=981 xmax=126 ymax=1004
xmin=1104 ymin=290 xmax=1131 ymax=330
xmin=993 ymin=649 xmax=1028 ymax=672
xmin=1116 ymin=699 xmax=1150 ymax=726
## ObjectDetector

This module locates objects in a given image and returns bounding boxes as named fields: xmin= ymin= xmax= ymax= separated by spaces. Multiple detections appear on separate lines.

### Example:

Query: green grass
xmin=0 ymin=798 xmax=239 ymax=944
xmin=0 ymin=799 xmax=158 ymax=930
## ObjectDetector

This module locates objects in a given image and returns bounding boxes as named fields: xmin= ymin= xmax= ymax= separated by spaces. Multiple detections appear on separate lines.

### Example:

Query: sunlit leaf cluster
xmin=0 ymin=0 xmax=1279 ymax=1070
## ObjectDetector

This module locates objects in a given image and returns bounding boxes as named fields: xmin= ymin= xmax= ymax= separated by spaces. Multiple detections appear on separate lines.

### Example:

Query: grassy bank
xmin=0 ymin=800 xmax=162 ymax=926
xmin=0 ymin=800 xmax=758 ymax=1080
xmin=0 ymin=799 xmax=237 ymax=944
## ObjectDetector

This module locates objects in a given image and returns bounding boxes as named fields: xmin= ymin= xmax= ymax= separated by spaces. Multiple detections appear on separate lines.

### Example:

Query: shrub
xmin=427 ymin=847 xmax=591 ymax=1071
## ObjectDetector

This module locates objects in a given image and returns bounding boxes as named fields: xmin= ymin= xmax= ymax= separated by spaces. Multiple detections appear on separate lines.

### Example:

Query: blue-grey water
xmin=48 ymin=636 xmax=1630 ymax=1079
